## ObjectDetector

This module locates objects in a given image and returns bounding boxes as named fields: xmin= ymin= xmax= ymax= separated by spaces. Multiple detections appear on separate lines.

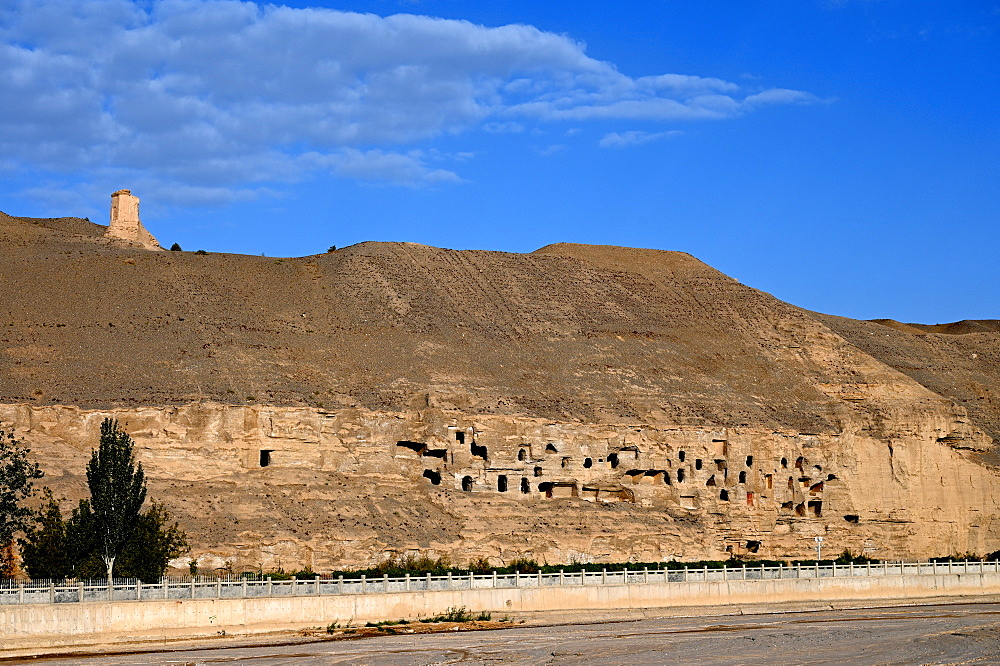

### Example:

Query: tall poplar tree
xmin=0 ymin=427 xmax=44 ymax=576
xmin=87 ymin=419 xmax=146 ymax=582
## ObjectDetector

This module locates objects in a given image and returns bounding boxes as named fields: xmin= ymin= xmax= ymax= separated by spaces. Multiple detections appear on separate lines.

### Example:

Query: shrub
xmin=507 ymin=557 xmax=540 ymax=574
xmin=467 ymin=556 xmax=492 ymax=574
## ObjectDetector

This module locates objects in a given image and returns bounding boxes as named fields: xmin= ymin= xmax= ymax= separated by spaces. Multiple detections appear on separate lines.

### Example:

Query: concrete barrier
xmin=3 ymin=572 xmax=1000 ymax=652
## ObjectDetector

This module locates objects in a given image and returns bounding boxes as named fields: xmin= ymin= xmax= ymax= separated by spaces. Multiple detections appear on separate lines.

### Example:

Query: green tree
xmin=87 ymin=419 xmax=146 ymax=581
xmin=116 ymin=502 xmax=189 ymax=583
xmin=19 ymin=490 xmax=71 ymax=579
xmin=0 ymin=427 xmax=44 ymax=576
xmin=169 ymin=242 xmax=182 ymax=251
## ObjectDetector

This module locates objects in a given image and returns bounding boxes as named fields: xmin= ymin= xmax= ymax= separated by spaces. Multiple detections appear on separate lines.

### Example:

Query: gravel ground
xmin=10 ymin=602 xmax=1000 ymax=665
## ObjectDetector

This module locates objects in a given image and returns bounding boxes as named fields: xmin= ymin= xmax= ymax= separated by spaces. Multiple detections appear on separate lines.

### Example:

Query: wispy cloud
xmin=0 ymin=0 xmax=819 ymax=197
xmin=599 ymin=130 xmax=683 ymax=149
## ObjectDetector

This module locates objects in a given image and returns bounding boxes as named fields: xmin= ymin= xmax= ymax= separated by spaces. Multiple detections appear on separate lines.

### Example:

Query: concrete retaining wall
xmin=3 ymin=572 xmax=999 ymax=652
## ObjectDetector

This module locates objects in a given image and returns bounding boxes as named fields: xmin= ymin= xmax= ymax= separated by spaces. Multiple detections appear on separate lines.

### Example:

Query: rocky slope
xmin=1 ymin=212 xmax=997 ymax=570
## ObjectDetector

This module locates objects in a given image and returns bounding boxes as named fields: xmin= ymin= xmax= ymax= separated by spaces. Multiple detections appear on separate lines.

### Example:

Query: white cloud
xmin=0 ymin=0 xmax=819 ymax=196
xmin=534 ymin=144 xmax=567 ymax=157
xmin=599 ymin=130 xmax=683 ymax=149
xmin=483 ymin=122 xmax=526 ymax=134
xmin=319 ymin=149 xmax=463 ymax=186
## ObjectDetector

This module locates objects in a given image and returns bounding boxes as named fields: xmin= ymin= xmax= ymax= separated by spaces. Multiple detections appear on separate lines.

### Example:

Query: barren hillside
xmin=2 ymin=211 xmax=998 ymax=568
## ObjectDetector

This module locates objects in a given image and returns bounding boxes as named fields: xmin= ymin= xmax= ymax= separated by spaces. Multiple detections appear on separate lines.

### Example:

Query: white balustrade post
xmin=18 ymin=583 xmax=24 ymax=605
xmin=405 ymin=573 xmax=411 ymax=592
xmin=644 ymin=567 xmax=649 ymax=584
xmin=560 ymin=569 xmax=564 ymax=586
xmin=339 ymin=575 xmax=344 ymax=594
xmin=49 ymin=583 xmax=55 ymax=604
xmin=447 ymin=572 xmax=453 ymax=590
xmin=78 ymin=581 xmax=85 ymax=603
xmin=190 ymin=579 xmax=196 ymax=599
xmin=361 ymin=575 xmax=366 ymax=594
xmin=216 ymin=580 xmax=222 ymax=599
xmin=243 ymin=579 xmax=248 ymax=598
xmin=315 ymin=576 xmax=320 ymax=595
xmin=537 ymin=571 xmax=542 ymax=587
xmin=267 ymin=577 xmax=273 ymax=597
xmin=602 ymin=568 xmax=607 ymax=585
xmin=383 ymin=573 xmax=389 ymax=593
xmin=163 ymin=579 xmax=169 ymax=600
xmin=492 ymin=571 xmax=497 ymax=588
xmin=425 ymin=572 xmax=431 ymax=590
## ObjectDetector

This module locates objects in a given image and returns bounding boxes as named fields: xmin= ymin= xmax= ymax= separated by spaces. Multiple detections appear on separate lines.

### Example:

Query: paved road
xmin=14 ymin=603 xmax=1000 ymax=665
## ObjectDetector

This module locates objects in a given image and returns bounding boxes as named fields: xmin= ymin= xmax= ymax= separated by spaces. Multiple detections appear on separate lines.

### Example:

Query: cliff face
xmin=0 ymin=394 xmax=993 ymax=571
xmin=1 ymin=213 xmax=998 ymax=569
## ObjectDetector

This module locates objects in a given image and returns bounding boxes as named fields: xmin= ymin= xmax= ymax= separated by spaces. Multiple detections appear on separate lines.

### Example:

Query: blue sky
xmin=1 ymin=0 xmax=997 ymax=323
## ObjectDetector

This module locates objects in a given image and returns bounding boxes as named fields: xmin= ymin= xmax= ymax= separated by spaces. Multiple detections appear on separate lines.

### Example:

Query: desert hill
xmin=2 ymin=211 xmax=999 ymax=568
xmin=4 ymin=212 xmax=996 ymax=434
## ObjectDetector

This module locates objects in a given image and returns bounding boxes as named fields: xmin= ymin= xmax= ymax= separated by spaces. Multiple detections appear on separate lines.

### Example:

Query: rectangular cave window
xmin=521 ymin=478 xmax=530 ymax=494
xmin=498 ymin=475 xmax=508 ymax=492
xmin=259 ymin=450 xmax=272 ymax=467
xmin=808 ymin=500 xmax=822 ymax=517
xmin=455 ymin=431 xmax=465 ymax=444
xmin=746 ymin=491 xmax=754 ymax=507
xmin=765 ymin=474 xmax=773 ymax=489
xmin=695 ymin=458 xmax=702 ymax=470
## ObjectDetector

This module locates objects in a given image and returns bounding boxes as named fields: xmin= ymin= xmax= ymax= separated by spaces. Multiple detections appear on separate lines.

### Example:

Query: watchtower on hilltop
xmin=105 ymin=189 xmax=162 ymax=250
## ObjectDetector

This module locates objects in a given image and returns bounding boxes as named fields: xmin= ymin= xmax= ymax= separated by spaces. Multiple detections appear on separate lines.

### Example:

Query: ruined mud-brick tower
xmin=105 ymin=189 xmax=161 ymax=250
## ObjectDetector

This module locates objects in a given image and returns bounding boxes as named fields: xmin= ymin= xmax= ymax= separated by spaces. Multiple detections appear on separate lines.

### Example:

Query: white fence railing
xmin=2 ymin=560 xmax=997 ymax=606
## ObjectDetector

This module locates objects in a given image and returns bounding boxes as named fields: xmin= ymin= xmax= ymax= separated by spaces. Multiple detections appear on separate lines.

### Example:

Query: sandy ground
xmin=9 ymin=602 xmax=1000 ymax=665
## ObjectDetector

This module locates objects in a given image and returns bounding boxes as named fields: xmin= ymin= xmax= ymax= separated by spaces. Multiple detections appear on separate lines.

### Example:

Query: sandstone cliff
xmin=1 ymin=212 xmax=997 ymax=570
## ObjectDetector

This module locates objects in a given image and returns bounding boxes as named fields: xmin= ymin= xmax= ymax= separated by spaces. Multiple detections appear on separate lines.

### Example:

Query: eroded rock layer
xmin=1 ymin=212 xmax=998 ymax=568
xmin=0 ymin=401 xmax=994 ymax=570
